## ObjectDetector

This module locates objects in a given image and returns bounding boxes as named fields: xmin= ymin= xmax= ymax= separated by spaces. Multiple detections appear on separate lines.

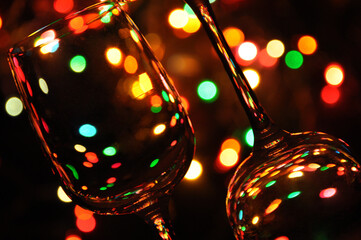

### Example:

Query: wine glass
xmin=7 ymin=1 xmax=194 ymax=239
xmin=183 ymin=0 xmax=361 ymax=239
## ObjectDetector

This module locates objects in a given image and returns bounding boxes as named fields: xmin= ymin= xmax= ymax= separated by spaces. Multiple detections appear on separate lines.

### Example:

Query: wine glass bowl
xmin=8 ymin=0 xmax=194 ymax=220
xmin=226 ymin=129 xmax=361 ymax=239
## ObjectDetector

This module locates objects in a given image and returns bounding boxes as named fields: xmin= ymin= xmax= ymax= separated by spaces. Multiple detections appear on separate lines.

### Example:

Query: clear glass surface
xmin=8 ymin=1 xmax=194 ymax=222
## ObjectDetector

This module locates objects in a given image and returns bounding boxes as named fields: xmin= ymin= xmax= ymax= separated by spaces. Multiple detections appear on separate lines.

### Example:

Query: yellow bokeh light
xmin=238 ymin=41 xmax=258 ymax=61
xmin=168 ymin=9 xmax=189 ymax=29
xmin=57 ymin=186 xmax=72 ymax=203
xmin=74 ymin=144 xmax=87 ymax=153
xmin=223 ymin=27 xmax=244 ymax=47
xmin=266 ymin=39 xmax=285 ymax=58
xmin=219 ymin=148 xmax=239 ymax=167
xmin=131 ymin=81 xmax=145 ymax=99
xmin=184 ymin=160 xmax=203 ymax=180
xmin=298 ymin=35 xmax=317 ymax=55
xmin=106 ymin=47 xmax=122 ymax=65
xmin=252 ymin=216 xmax=260 ymax=224
xmin=288 ymin=171 xmax=304 ymax=178
xmin=139 ymin=73 xmax=153 ymax=93
xmin=5 ymin=96 xmax=23 ymax=117
xmin=324 ymin=64 xmax=344 ymax=86
xmin=153 ymin=124 xmax=166 ymax=135
xmin=182 ymin=17 xmax=201 ymax=33
xmin=244 ymin=69 xmax=260 ymax=89
xmin=124 ymin=55 xmax=138 ymax=74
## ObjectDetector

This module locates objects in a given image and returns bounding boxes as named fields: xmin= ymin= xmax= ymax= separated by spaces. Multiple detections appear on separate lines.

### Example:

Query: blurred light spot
xmin=297 ymin=35 xmax=317 ymax=55
xmin=238 ymin=210 xmax=243 ymax=220
xmin=244 ymin=69 xmax=260 ymax=89
xmin=74 ymin=144 xmax=87 ymax=153
xmin=103 ymin=146 xmax=117 ymax=156
xmin=153 ymin=124 xmax=166 ymax=135
xmin=5 ymin=97 xmax=23 ymax=117
xmin=53 ymin=0 xmax=74 ymax=13
xmin=266 ymin=39 xmax=285 ymax=58
xmin=238 ymin=41 xmax=258 ymax=61
xmin=288 ymin=171 xmax=303 ymax=178
xmin=39 ymin=78 xmax=49 ymax=94
xmin=219 ymin=148 xmax=239 ymax=167
xmin=151 ymin=95 xmax=162 ymax=107
xmin=223 ymin=27 xmax=244 ymax=47
xmin=40 ymin=39 xmax=60 ymax=54
xmin=106 ymin=177 xmax=116 ymax=184
xmin=69 ymin=16 xmax=86 ymax=33
xmin=319 ymin=188 xmax=337 ymax=198
xmin=0 ymin=16 xmax=2 ymax=29
xmin=34 ymin=30 xmax=56 ymax=47
xmin=106 ymin=47 xmax=122 ymax=65
xmin=150 ymin=158 xmax=160 ymax=168
xmin=184 ymin=160 xmax=203 ymax=180
xmin=252 ymin=216 xmax=259 ymax=224
xmin=265 ymin=199 xmax=282 ymax=215
xmin=285 ymin=50 xmax=303 ymax=69
xmin=151 ymin=106 xmax=162 ymax=113
xmin=82 ymin=186 xmax=88 ymax=190
xmin=111 ymin=162 xmax=122 ymax=168
xmin=74 ymin=205 xmax=93 ymax=220
xmin=197 ymin=80 xmax=218 ymax=102
xmin=131 ymin=81 xmax=145 ymax=99
xmin=221 ymin=138 xmax=241 ymax=153
xmin=287 ymin=191 xmax=301 ymax=199
xmin=85 ymin=152 xmax=98 ymax=163
xmin=181 ymin=96 xmax=190 ymax=112
xmin=265 ymin=180 xmax=276 ymax=188
xmin=258 ymin=48 xmax=278 ymax=67
xmin=168 ymin=9 xmax=188 ymax=29
xmin=124 ymin=55 xmax=138 ymax=74
xmin=245 ymin=128 xmax=254 ymax=147
xmin=76 ymin=215 xmax=96 ymax=232
xmin=130 ymin=29 xmax=140 ymax=43
xmin=162 ymin=90 xmax=170 ymax=102
xmin=324 ymin=63 xmax=344 ymax=86
xmin=66 ymin=235 xmax=81 ymax=240
xmin=79 ymin=124 xmax=97 ymax=137
xmin=83 ymin=161 xmax=93 ymax=168
xmin=57 ymin=186 xmax=72 ymax=203
xmin=275 ymin=237 xmax=289 ymax=240
xmin=321 ymin=85 xmax=340 ymax=104
xmin=70 ymin=55 xmax=87 ymax=73
xmin=308 ymin=163 xmax=321 ymax=169
xmin=139 ymin=73 xmax=153 ymax=93
xmin=183 ymin=4 xmax=196 ymax=18
xmin=183 ymin=17 xmax=201 ymax=33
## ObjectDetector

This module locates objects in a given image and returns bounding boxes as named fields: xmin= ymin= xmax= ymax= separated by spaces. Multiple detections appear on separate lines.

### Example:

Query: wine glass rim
xmin=8 ymin=1 xmax=121 ymax=54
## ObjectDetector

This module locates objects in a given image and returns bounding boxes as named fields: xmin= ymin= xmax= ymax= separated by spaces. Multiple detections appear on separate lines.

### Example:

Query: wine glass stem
xmin=138 ymin=199 xmax=176 ymax=240
xmin=184 ymin=0 xmax=272 ymax=133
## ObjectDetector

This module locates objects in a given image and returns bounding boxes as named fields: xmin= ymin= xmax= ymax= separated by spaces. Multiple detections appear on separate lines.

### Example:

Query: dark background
xmin=1 ymin=0 xmax=361 ymax=239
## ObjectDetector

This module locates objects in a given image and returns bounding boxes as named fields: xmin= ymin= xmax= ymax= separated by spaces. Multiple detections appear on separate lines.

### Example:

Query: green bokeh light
xmin=245 ymin=128 xmax=254 ymax=147
xmin=150 ymin=158 xmax=160 ymax=168
xmin=70 ymin=55 xmax=87 ymax=73
xmin=103 ymin=146 xmax=117 ymax=156
xmin=288 ymin=191 xmax=301 ymax=199
xmin=285 ymin=50 xmax=303 ymax=69
xmin=197 ymin=80 xmax=218 ymax=102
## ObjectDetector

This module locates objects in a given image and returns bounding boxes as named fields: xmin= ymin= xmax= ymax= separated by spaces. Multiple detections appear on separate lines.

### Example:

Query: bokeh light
xmin=197 ymin=80 xmax=218 ymax=102
xmin=5 ymin=96 xmax=23 ymax=117
xmin=324 ymin=63 xmax=344 ymax=86
xmin=57 ymin=186 xmax=72 ymax=203
xmin=74 ymin=205 xmax=93 ymax=220
xmin=258 ymin=48 xmax=278 ymax=68
xmin=297 ymin=35 xmax=317 ymax=55
xmin=245 ymin=128 xmax=254 ymax=147
xmin=321 ymin=85 xmax=340 ymax=104
xmin=153 ymin=124 xmax=166 ymax=135
xmin=223 ymin=27 xmax=244 ymax=47
xmin=319 ymin=187 xmax=337 ymax=198
xmin=74 ymin=144 xmax=86 ymax=153
xmin=285 ymin=50 xmax=303 ymax=69
xmin=219 ymin=148 xmax=239 ymax=167
xmin=244 ymin=69 xmax=260 ymax=89
xmin=124 ymin=55 xmax=138 ymax=74
xmin=106 ymin=47 xmax=122 ymax=65
xmin=65 ymin=235 xmax=82 ymax=240
xmin=238 ymin=41 xmax=258 ymax=61
xmin=0 ymin=16 xmax=2 ymax=30
xmin=76 ymin=216 xmax=96 ymax=232
xmin=184 ymin=159 xmax=203 ymax=180
xmin=182 ymin=17 xmax=201 ymax=34
xmin=70 ymin=55 xmax=87 ymax=73
xmin=38 ymin=78 xmax=49 ymax=94
xmin=103 ymin=146 xmax=117 ymax=156
xmin=168 ymin=9 xmax=188 ymax=29
xmin=79 ymin=124 xmax=97 ymax=137
xmin=266 ymin=39 xmax=285 ymax=58
xmin=53 ymin=0 xmax=74 ymax=14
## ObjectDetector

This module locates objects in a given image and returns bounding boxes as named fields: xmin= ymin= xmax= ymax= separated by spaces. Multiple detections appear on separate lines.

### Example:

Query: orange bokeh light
xmin=76 ymin=216 xmax=96 ymax=232
xmin=53 ymin=0 xmax=74 ymax=14
xmin=297 ymin=35 xmax=317 ymax=55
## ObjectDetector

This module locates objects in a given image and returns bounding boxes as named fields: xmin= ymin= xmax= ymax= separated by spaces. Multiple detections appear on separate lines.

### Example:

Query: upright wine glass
xmin=184 ymin=0 xmax=361 ymax=239
xmin=7 ymin=2 xmax=194 ymax=239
